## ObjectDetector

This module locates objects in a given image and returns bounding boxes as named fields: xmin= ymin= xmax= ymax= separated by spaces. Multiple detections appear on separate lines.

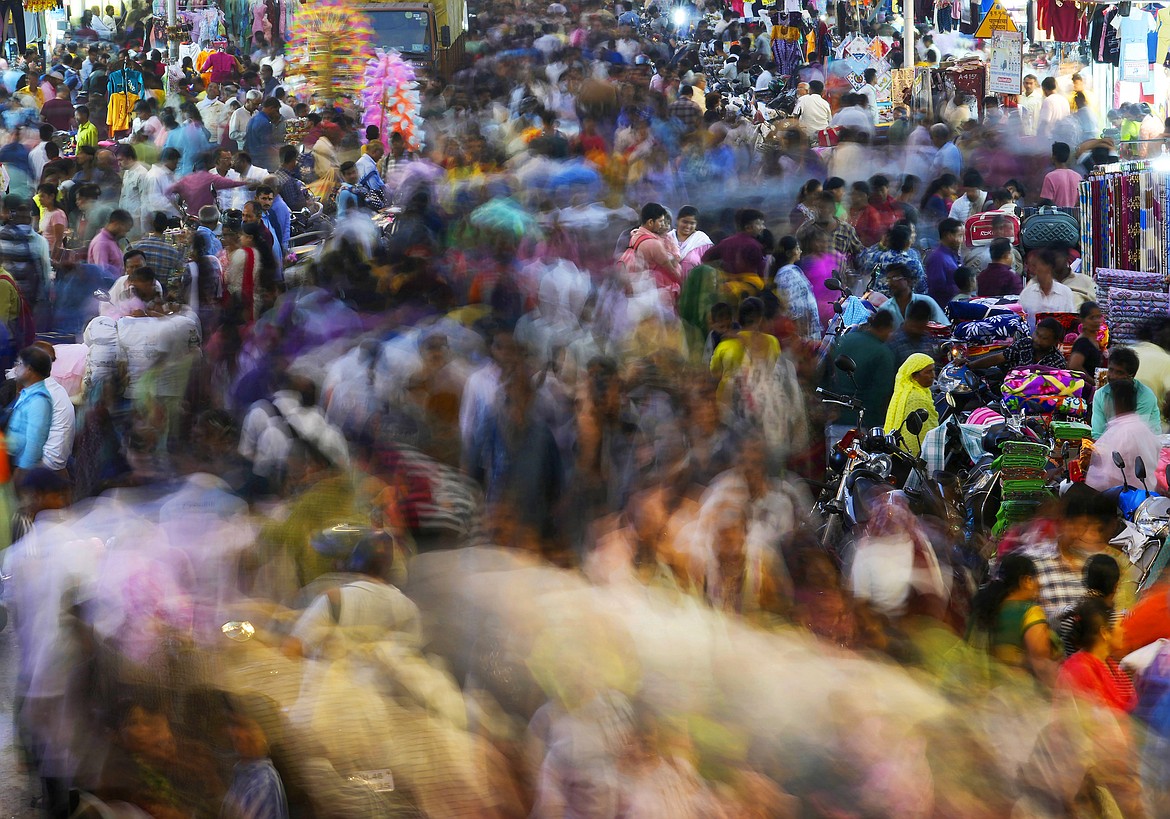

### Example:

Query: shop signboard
xmin=987 ymin=30 xmax=1022 ymax=95
xmin=973 ymin=1 xmax=1018 ymax=38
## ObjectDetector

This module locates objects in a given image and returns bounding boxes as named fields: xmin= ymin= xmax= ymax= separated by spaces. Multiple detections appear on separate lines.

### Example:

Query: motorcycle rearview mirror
xmin=1136 ymin=456 xmax=1149 ymax=489
xmin=825 ymin=278 xmax=842 ymax=292
xmin=1113 ymin=451 xmax=1131 ymax=489
xmin=835 ymin=355 xmax=857 ymax=374
xmin=905 ymin=408 xmax=929 ymax=437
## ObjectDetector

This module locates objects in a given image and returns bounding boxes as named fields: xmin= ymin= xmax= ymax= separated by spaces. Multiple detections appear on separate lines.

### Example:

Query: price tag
xmin=350 ymin=769 xmax=395 ymax=793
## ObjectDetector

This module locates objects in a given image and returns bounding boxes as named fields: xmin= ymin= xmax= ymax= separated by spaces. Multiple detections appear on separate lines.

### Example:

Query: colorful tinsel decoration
xmin=361 ymin=49 xmax=423 ymax=154
xmin=24 ymin=0 xmax=57 ymax=12
xmin=285 ymin=0 xmax=373 ymax=103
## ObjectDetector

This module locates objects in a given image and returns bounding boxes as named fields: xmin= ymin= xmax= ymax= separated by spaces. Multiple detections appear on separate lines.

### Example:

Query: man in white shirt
xmin=208 ymin=147 xmax=243 ymax=212
xmin=792 ymin=80 xmax=832 ymax=137
xmin=116 ymin=143 xmax=151 ymax=237
xmin=1037 ymin=76 xmax=1071 ymax=142
xmin=858 ymin=68 xmax=880 ymax=125
xmin=1017 ymin=74 xmax=1043 ymax=137
xmin=30 ymin=341 xmax=74 ymax=474
xmin=27 ymin=124 xmax=52 ymax=184
xmin=196 ymin=82 xmax=230 ymax=144
xmin=948 ymin=170 xmax=988 ymax=223
xmin=228 ymin=151 xmax=268 ymax=212
xmin=229 ymin=90 xmax=262 ymax=150
xmin=830 ymin=94 xmax=875 ymax=138
xmin=274 ymin=88 xmax=295 ymax=122
xmin=143 ymin=147 xmax=180 ymax=220
xmin=1019 ymin=249 xmax=1076 ymax=330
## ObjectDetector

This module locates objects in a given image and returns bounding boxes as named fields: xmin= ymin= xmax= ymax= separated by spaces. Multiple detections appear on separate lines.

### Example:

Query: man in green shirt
xmin=826 ymin=309 xmax=897 ymax=450
xmin=1092 ymin=346 xmax=1163 ymax=438
xmin=75 ymin=104 xmax=98 ymax=150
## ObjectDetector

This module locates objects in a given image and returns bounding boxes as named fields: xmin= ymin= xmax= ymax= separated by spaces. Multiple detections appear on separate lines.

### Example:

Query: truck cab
xmin=356 ymin=0 xmax=466 ymax=79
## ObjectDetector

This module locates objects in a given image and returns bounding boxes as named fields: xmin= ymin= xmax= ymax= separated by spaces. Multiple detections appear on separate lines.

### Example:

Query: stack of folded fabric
xmin=1096 ymin=269 xmax=1169 ymax=344
xmin=993 ymin=440 xmax=1052 ymax=537
xmin=1051 ymin=421 xmax=1092 ymax=443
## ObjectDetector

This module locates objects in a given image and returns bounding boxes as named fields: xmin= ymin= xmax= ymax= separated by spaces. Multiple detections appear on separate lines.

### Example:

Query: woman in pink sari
xmin=669 ymin=205 xmax=713 ymax=277
xmin=799 ymin=228 xmax=844 ymax=328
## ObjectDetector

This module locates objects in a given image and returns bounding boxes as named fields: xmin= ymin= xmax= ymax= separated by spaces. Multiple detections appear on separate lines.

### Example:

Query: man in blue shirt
xmin=928 ymin=123 xmax=962 ymax=180
xmin=255 ymin=185 xmax=289 ymax=280
xmin=924 ymin=218 xmax=963 ymax=306
xmin=335 ymin=161 xmax=362 ymax=218
xmin=244 ymin=98 xmax=282 ymax=171
xmin=163 ymin=104 xmax=214 ymax=177
xmin=6 ymin=345 xmax=54 ymax=473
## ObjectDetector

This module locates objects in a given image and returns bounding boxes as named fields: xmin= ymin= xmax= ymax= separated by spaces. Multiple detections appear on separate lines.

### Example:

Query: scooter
xmin=1105 ymin=453 xmax=1170 ymax=593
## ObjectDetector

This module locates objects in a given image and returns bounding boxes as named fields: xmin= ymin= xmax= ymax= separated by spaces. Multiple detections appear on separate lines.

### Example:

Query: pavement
xmin=0 ymin=624 xmax=38 ymax=818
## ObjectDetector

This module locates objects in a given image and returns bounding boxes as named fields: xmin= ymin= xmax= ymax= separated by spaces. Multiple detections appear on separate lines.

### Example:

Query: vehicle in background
xmin=358 ymin=0 xmax=467 ymax=79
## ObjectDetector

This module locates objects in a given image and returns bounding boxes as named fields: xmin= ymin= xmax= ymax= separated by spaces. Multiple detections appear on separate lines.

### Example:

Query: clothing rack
xmin=1079 ymin=160 xmax=1169 ymax=278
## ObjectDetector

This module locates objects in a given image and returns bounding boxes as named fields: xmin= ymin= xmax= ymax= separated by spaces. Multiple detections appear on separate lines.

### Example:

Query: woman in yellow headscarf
xmin=884 ymin=353 xmax=938 ymax=456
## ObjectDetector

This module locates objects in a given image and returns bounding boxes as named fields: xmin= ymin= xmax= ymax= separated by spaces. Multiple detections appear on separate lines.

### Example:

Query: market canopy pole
xmin=904 ymin=7 xmax=914 ymax=77
xmin=167 ymin=0 xmax=178 ymax=62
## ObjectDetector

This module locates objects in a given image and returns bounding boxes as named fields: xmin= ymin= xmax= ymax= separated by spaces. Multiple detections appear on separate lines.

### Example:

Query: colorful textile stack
xmin=993 ymin=440 xmax=1052 ymax=537
xmin=1106 ymin=287 xmax=1170 ymax=345
xmin=1001 ymin=367 xmax=1086 ymax=418
xmin=1095 ymin=268 xmax=1162 ymax=306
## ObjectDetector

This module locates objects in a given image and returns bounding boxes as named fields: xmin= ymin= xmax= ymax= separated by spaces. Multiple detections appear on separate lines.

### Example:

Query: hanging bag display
xmin=1019 ymin=206 xmax=1080 ymax=251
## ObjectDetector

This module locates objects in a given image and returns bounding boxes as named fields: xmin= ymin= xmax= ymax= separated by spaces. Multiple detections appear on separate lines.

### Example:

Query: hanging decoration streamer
xmin=361 ymin=49 xmax=423 ymax=154
xmin=24 ymin=0 xmax=57 ymax=11
xmin=285 ymin=0 xmax=373 ymax=103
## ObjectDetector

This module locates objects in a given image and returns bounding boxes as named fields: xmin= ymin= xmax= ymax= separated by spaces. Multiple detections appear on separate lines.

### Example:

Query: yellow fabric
xmin=106 ymin=91 xmax=139 ymax=132
xmin=884 ymin=352 xmax=939 ymax=455
xmin=710 ymin=330 xmax=781 ymax=403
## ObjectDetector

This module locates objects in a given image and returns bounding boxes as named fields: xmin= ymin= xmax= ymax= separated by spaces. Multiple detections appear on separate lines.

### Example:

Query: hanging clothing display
xmin=1079 ymin=161 xmax=1168 ymax=284
xmin=1115 ymin=9 xmax=1157 ymax=82
xmin=0 ymin=0 xmax=27 ymax=52
xmin=107 ymin=64 xmax=144 ymax=134
xmin=1038 ymin=0 xmax=1084 ymax=43
xmin=1089 ymin=6 xmax=1122 ymax=66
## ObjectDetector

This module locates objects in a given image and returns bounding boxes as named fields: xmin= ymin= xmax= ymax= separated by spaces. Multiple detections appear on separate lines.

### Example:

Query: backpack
xmin=0 ymin=271 xmax=33 ymax=349
xmin=0 ymin=227 xmax=40 ymax=306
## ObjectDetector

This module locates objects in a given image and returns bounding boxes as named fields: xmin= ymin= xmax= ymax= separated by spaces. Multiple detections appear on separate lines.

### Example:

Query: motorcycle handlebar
xmin=815 ymin=387 xmax=862 ymax=409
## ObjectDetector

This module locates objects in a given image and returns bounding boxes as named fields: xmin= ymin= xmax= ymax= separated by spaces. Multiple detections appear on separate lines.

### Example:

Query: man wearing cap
xmin=229 ymin=90 xmax=262 ymax=150
xmin=194 ymin=205 xmax=223 ymax=256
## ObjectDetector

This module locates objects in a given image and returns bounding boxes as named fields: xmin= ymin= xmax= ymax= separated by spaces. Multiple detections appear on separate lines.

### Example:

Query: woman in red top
xmin=1056 ymin=598 xmax=1137 ymax=712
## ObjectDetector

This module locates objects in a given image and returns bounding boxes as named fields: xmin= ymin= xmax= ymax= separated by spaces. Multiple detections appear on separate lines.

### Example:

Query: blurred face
xmin=367 ymin=140 xmax=384 ymax=161
xmin=228 ymin=715 xmax=269 ymax=760
xmin=1023 ymin=76 xmax=1036 ymax=94
xmin=744 ymin=217 xmax=765 ymax=236
xmin=903 ymin=318 xmax=928 ymax=337
xmin=710 ymin=311 xmax=731 ymax=335
xmin=242 ymin=204 xmax=260 ymax=224
xmin=206 ymin=82 xmax=219 ymax=99
xmin=257 ymin=191 xmax=274 ymax=211
xmin=1030 ymin=258 xmax=1054 ymax=285
xmin=36 ymin=190 xmax=53 ymax=209
xmin=1082 ymin=308 xmax=1103 ymax=336
xmin=644 ymin=213 xmax=669 ymax=234
xmin=342 ymin=165 xmax=358 ymax=184
xmin=1034 ymin=326 xmax=1058 ymax=353
xmin=120 ymin=707 xmax=176 ymax=760
xmin=912 ymin=364 xmax=935 ymax=387
xmin=215 ymin=150 xmax=232 ymax=175
xmin=677 ymin=214 xmax=697 ymax=238
xmin=1107 ymin=360 xmax=1136 ymax=384
xmin=887 ymin=271 xmax=910 ymax=298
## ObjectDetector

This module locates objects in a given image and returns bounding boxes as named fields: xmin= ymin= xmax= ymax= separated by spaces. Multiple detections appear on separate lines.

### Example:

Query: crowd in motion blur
xmin=8 ymin=0 xmax=1170 ymax=816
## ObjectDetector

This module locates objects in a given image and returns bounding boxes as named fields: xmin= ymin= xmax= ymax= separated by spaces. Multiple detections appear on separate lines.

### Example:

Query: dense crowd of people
xmin=4 ymin=0 xmax=1170 ymax=817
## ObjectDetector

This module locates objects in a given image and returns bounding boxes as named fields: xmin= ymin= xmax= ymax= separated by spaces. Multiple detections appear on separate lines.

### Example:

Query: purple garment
xmin=924 ymin=244 xmax=961 ymax=306
xmin=976 ymin=262 xmax=1022 ymax=297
